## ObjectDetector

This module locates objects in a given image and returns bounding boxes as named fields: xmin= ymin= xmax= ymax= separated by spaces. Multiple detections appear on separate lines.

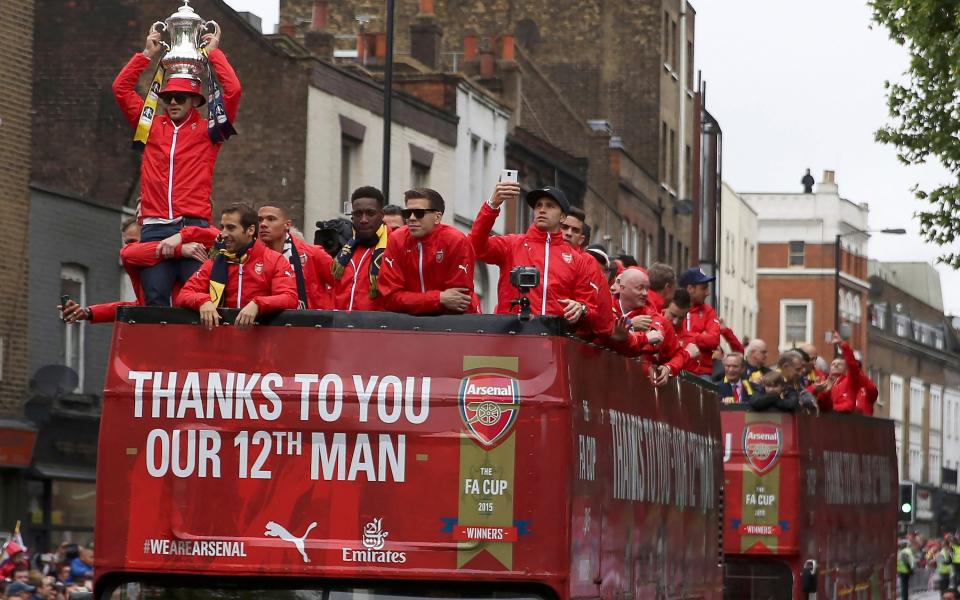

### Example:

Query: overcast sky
xmin=225 ymin=0 xmax=959 ymax=314
xmin=691 ymin=0 xmax=960 ymax=315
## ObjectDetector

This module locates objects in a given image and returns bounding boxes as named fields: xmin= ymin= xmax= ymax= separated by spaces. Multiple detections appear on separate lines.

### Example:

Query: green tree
xmin=871 ymin=0 xmax=960 ymax=267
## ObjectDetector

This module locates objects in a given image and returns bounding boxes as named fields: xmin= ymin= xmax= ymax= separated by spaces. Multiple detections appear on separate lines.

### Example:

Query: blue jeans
xmin=139 ymin=219 xmax=209 ymax=306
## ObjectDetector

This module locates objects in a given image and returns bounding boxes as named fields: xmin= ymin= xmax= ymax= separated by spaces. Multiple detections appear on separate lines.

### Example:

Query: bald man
xmin=611 ymin=268 xmax=693 ymax=386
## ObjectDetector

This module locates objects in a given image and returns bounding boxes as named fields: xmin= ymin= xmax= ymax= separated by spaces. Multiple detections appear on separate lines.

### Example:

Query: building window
xmin=909 ymin=379 xmax=924 ymax=426
xmin=411 ymin=162 xmax=429 ymax=189
xmin=909 ymin=437 xmax=922 ymax=482
xmin=889 ymin=375 xmax=904 ymax=422
xmin=669 ymin=129 xmax=678 ymax=189
xmin=340 ymin=139 xmax=359 ymax=211
xmin=871 ymin=303 xmax=887 ymax=330
xmin=60 ymin=264 xmax=86 ymax=392
xmin=779 ymin=299 xmax=812 ymax=349
xmin=788 ymin=241 xmax=805 ymax=267
xmin=660 ymin=122 xmax=668 ymax=183
xmin=931 ymin=385 xmax=943 ymax=432
xmin=934 ymin=331 xmax=945 ymax=350
xmin=894 ymin=314 xmax=910 ymax=337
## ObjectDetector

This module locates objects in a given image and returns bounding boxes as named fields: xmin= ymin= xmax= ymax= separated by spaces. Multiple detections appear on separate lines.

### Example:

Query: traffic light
xmin=899 ymin=481 xmax=915 ymax=523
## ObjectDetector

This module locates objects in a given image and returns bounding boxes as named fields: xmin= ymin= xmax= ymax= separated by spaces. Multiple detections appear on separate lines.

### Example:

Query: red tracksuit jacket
xmin=113 ymin=50 xmax=241 ymax=222
xmin=332 ymin=246 xmax=384 ymax=312
xmin=679 ymin=302 xmax=721 ymax=375
xmin=89 ymin=225 xmax=220 ymax=323
xmin=607 ymin=301 xmax=690 ymax=376
xmin=378 ymin=224 xmax=478 ymax=315
xmin=176 ymin=240 xmax=298 ymax=314
xmin=288 ymin=235 xmax=334 ymax=310
xmin=470 ymin=203 xmax=599 ymax=318
xmin=830 ymin=341 xmax=869 ymax=414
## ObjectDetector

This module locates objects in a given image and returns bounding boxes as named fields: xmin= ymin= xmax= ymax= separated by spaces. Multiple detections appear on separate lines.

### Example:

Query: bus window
xmin=105 ymin=582 xmax=552 ymax=600
xmin=723 ymin=559 xmax=793 ymax=600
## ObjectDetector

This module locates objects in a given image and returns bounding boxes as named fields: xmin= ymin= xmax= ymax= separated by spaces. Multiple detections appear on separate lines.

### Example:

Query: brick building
xmin=866 ymin=260 xmax=960 ymax=535
xmin=281 ymin=0 xmax=697 ymax=269
xmin=743 ymin=171 xmax=871 ymax=362
xmin=0 ymin=0 xmax=34 ymax=417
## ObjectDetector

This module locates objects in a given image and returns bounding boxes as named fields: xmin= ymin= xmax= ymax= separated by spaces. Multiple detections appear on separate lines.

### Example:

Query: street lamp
xmin=833 ymin=227 xmax=907 ymax=334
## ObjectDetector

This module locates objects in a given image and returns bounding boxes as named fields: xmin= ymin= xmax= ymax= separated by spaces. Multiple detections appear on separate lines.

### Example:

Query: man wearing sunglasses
xmin=378 ymin=188 xmax=478 ymax=315
xmin=113 ymin=25 xmax=241 ymax=306
xmin=470 ymin=181 xmax=600 ymax=326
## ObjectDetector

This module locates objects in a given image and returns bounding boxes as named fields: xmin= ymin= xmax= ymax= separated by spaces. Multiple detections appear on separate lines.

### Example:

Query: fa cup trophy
xmin=152 ymin=0 xmax=220 ymax=81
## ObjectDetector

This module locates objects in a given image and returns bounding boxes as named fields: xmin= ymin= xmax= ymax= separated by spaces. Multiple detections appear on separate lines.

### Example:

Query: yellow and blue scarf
xmin=331 ymin=224 xmax=388 ymax=298
xmin=209 ymin=241 xmax=252 ymax=307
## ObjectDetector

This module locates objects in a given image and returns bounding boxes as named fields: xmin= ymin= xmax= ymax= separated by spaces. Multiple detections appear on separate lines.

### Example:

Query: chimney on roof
xmin=818 ymin=169 xmax=839 ymax=195
xmin=303 ymin=0 xmax=335 ymax=59
xmin=478 ymin=37 xmax=495 ymax=78
xmin=410 ymin=0 xmax=443 ymax=70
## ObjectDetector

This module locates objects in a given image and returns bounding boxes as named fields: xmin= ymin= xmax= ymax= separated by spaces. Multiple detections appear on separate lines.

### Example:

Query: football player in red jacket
xmin=258 ymin=205 xmax=334 ymax=309
xmin=177 ymin=204 xmax=298 ymax=328
xmin=677 ymin=267 xmax=721 ymax=376
xmin=113 ymin=26 xmax=241 ymax=306
xmin=470 ymin=182 xmax=600 ymax=326
xmin=378 ymin=188 xmax=478 ymax=315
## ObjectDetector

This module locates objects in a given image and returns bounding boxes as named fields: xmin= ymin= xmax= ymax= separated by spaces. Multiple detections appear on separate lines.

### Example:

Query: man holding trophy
xmin=112 ymin=1 xmax=241 ymax=306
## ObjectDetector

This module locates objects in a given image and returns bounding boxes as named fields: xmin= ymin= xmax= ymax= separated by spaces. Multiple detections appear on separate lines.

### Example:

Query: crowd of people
xmin=898 ymin=533 xmax=960 ymax=599
xmin=0 ymin=538 xmax=93 ymax=599
xmin=52 ymin=25 xmax=882 ymax=414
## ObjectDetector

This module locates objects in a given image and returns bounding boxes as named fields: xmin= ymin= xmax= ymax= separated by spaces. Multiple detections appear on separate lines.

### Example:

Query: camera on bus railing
xmin=509 ymin=266 xmax=540 ymax=321
xmin=509 ymin=266 xmax=540 ymax=292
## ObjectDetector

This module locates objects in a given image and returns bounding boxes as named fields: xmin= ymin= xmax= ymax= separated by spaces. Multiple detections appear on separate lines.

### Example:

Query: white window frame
xmin=61 ymin=265 xmax=86 ymax=392
xmin=895 ymin=314 xmax=909 ymax=337
xmin=909 ymin=378 xmax=924 ymax=427
xmin=779 ymin=299 xmax=813 ymax=350
xmin=931 ymin=385 xmax=943 ymax=434
xmin=889 ymin=374 xmax=904 ymax=423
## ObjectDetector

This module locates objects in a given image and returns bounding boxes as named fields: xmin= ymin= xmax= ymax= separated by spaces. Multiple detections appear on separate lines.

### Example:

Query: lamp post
xmin=381 ymin=0 xmax=396 ymax=202
xmin=833 ymin=227 xmax=906 ymax=334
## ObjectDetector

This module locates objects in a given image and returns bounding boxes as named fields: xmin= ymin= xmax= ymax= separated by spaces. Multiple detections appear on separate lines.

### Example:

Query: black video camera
xmin=509 ymin=266 xmax=540 ymax=291
xmin=509 ymin=266 xmax=540 ymax=320
xmin=314 ymin=218 xmax=353 ymax=258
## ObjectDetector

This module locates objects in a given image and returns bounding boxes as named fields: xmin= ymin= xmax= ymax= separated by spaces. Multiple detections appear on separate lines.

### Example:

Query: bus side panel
xmin=799 ymin=414 xmax=897 ymax=600
xmin=96 ymin=324 xmax=571 ymax=591
xmin=566 ymin=350 xmax=723 ymax=600
xmin=721 ymin=410 xmax=799 ymax=598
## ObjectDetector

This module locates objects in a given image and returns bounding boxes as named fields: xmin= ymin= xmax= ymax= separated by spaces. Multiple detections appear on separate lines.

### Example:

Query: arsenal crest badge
xmin=742 ymin=423 xmax=782 ymax=474
xmin=254 ymin=262 xmax=263 ymax=275
xmin=561 ymin=252 xmax=573 ymax=264
xmin=436 ymin=250 xmax=444 ymax=263
xmin=459 ymin=373 xmax=520 ymax=447
xmin=300 ymin=252 xmax=308 ymax=264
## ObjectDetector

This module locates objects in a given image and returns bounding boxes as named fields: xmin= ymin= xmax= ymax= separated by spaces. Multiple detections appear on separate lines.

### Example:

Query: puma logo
xmin=458 ymin=264 xmax=469 ymax=274
xmin=384 ymin=257 xmax=396 ymax=269
xmin=264 ymin=520 xmax=317 ymax=563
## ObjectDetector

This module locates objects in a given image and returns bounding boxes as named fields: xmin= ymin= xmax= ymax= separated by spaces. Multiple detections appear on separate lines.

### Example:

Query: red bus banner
xmin=95 ymin=311 xmax=724 ymax=600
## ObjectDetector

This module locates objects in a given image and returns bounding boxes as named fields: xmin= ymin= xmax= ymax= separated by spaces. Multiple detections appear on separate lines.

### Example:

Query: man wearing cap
xmin=677 ymin=267 xmax=721 ymax=377
xmin=470 ymin=181 xmax=600 ymax=325
xmin=4 ymin=581 xmax=35 ymax=599
xmin=378 ymin=188 xmax=478 ymax=315
xmin=113 ymin=25 xmax=241 ymax=306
